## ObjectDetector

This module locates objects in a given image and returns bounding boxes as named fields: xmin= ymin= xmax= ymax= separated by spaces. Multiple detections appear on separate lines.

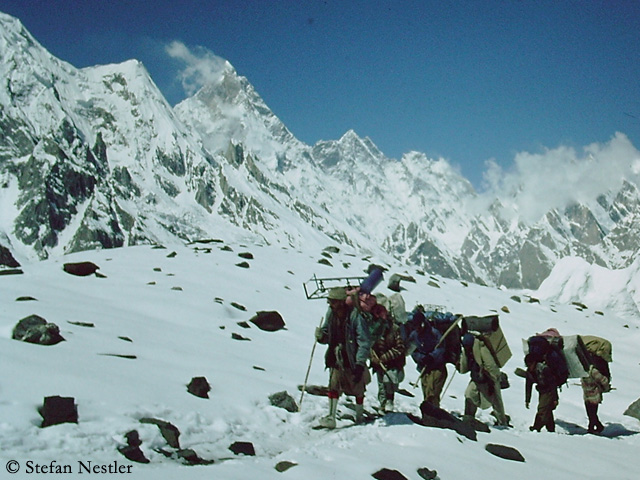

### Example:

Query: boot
xmin=463 ymin=398 xmax=477 ymax=420
xmin=529 ymin=413 xmax=544 ymax=432
xmin=545 ymin=414 xmax=555 ymax=433
xmin=355 ymin=403 xmax=365 ymax=424
xmin=317 ymin=397 xmax=338 ymax=429
xmin=586 ymin=403 xmax=604 ymax=434
xmin=384 ymin=399 xmax=395 ymax=413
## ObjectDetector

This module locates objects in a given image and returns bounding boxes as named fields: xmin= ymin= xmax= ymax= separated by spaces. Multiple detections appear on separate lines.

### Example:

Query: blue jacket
xmin=409 ymin=324 xmax=446 ymax=372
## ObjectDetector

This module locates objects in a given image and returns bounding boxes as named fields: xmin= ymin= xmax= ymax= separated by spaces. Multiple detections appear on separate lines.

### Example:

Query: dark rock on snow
xmin=12 ymin=314 xmax=65 ymax=345
xmin=0 ymin=268 xmax=23 ymax=275
xmin=232 ymin=332 xmax=251 ymax=341
xmin=39 ymin=396 xmax=78 ymax=427
xmin=0 ymin=244 xmax=20 ymax=268
xmin=417 ymin=467 xmax=438 ymax=480
xmin=269 ymin=391 xmax=298 ymax=413
xmin=411 ymin=402 xmax=477 ymax=441
xmin=275 ymin=461 xmax=298 ymax=472
xmin=229 ymin=441 xmax=255 ymax=456
xmin=16 ymin=296 xmax=37 ymax=301
xmin=118 ymin=430 xmax=150 ymax=463
xmin=485 ymin=443 xmax=525 ymax=462
xmin=140 ymin=418 xmax=181 ymax=449
xmin=63 ymin=261 xmax=100 ymax=276
xmin=187 ymin=376 xmax=211 ymax=399
xmin=372 ymin=468 xmax=408 ymax=480
xmin=250 ymin=311 xmax=286 ymax=331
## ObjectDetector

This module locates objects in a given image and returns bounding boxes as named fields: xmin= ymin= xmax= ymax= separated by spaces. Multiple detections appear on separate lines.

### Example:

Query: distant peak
xmin=340 ymin=129 xmax=360 ymax=141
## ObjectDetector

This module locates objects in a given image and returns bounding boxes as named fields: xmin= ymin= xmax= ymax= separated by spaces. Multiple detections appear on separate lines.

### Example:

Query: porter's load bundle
xmin=562 ymin=335 xmax=591 ymax=378
xmin=465 ymin=315 xmax=511 ymax=368
xmin=580 ymin=335 xmax=612 ymax=363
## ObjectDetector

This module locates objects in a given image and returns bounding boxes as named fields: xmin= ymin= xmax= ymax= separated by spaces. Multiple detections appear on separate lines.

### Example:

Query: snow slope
xmin=1 ymin=239 xmax=639 ymax=479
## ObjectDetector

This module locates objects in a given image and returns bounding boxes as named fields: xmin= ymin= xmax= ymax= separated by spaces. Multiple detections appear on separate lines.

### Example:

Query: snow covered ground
xmin=1 ymin=239 xmax=639 ymax=479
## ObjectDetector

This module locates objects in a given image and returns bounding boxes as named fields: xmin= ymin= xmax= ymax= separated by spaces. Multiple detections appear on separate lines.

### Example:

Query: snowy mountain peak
xmin=2 ymin=10 xmax=640 ymax=296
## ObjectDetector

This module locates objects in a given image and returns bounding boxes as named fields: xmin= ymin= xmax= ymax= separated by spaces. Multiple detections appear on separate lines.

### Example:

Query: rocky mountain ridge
xmin=1 ymin=10 xmax=640 ymax=289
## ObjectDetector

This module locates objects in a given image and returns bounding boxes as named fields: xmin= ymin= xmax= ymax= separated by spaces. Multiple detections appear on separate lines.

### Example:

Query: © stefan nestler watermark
xmin=5 ymin=459 xmax=133 ymax=474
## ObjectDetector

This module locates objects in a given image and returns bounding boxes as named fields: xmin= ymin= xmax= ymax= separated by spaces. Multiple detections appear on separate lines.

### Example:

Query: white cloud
xmin=480 ymin=133 xmax=640 ymax=222
xmin=165 ymin=41 xmax=230 ymax=96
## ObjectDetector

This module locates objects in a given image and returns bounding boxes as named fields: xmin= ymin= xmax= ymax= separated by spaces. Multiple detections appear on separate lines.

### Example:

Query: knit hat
xmin=327 ymin=287 xmax=347 ymax=300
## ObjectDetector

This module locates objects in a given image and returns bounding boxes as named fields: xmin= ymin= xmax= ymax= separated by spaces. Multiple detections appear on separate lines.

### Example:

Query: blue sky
xmin=2 ymin=0 xmax=639 ymax=189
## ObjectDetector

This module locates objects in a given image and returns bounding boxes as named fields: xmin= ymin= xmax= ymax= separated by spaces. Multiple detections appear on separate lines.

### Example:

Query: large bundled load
xmin=463 ymin=315 xmax=512 ymax=368
xmin=580 ymin=335 xmax=613 ymax=363
xmin=561 ymin=335 xmax=591 ymax=378
xmin=521 ymin=331 xmax=609 ymax=380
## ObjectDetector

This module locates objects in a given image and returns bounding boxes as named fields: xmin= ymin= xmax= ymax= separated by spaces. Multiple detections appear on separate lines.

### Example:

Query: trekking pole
xmin=299 ymin=317 xmax=325 ymax=410
xmin=441 ymin=368 xmax=456 ymax=397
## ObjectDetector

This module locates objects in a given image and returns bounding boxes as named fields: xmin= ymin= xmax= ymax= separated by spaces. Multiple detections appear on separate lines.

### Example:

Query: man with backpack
xmin=524 ymin=330 xmax=569 ymax=432
xmin=408 ymin=309 xmax=448 ymax=408
xmin=580 ymin=335 xmax=612 ymax=434
xmin=460 ymin=331 xmax=510 ymax=427
xmin=315 ymin=287 xmax=372 ymax=428
xmin=369 ymin=303 xmax=406 ymax=412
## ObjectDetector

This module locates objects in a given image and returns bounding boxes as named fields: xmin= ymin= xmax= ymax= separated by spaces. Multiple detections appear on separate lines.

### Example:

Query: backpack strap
xmin=478 ymin=335 xmax=501 ymax=368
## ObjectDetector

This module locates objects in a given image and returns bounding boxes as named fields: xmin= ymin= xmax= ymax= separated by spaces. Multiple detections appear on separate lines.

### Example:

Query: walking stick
xmin=299 ymin=317 xmax=325 ymax=410
xmin=441 ymin=368 xmax=457 ymax=397
xmin=371 ymin=350 xmax=415 ymax=398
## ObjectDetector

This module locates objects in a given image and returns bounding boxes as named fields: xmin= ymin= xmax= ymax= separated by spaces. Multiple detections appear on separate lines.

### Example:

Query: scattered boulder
xmin=323 ymin=246 xmax=340 ymax=254
xmin=232 ymin=333 xmax=251 ymax=341
xmin=269 ymin=391 xmax=298 ymax=413
xmin=229 ymin=441 xmax=255 ymax=456
xmin=372 ymin=468 xmax=408 ymax=480
xmin=140 ymin=418 xmax=181 ymax=449
xmin=39 ymin=396 xmax=78 ymax=427
xmin=187 ymin=376 xmax=211 ymax=399
xmin=68 ymin=321 xmax=94 ymax=328
xmin=417 ymin=467 xmax=438 ymax=480
xmin=0 ymin=244 xmax=20 ymax=268
xmin=501 ymin=306 xmax=510 ymax=313
xmin=238 ymin=252 xmax=254 ymax=259
xmin=411 ymin=402 xmax=477 ymax=441
xmin=192 ymin=238 xmax=223 ymax=244
xmin=624 ymin=398 xmax=640 ymax=422
xmin=118 ymin=430 xmax=150 ymax=463
xmin=16 ymin=296 xmax=37 ymax=302
xmin=175 ymin=448 xmax=214 ymax=465
xmin=166 ymin=251 xmax=177 ymax=258
xmin=485 ymin=443 xmax=525 ymax=462
xmin=63 ymin=261 xmax=100 ymax=276
xmin=318 ymin=258 xmax=332 ymax=266
xmin=236 ymin=261 xmax=250 ymax=268
xmin=297 ymin=384 xmax=329 ymax=397
xmin=0 ymin=268 xmax=23 ymax=275
xmin=275 ymin=461 xmax=297 ymax=472
xmin=12 ymin=314 xmax=65 ymax=345
xmin=237 ymin=321 xmax=251 ymax=329
xmin=387 ymin=273 xmax=417 ymax=292
xmin=99 ymin=353 xmax=137 ymax=360
xmin=231 ymin=302 xmax=247 ymax=311
xmin=250 ymin=311 xmax=286 ymax=332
